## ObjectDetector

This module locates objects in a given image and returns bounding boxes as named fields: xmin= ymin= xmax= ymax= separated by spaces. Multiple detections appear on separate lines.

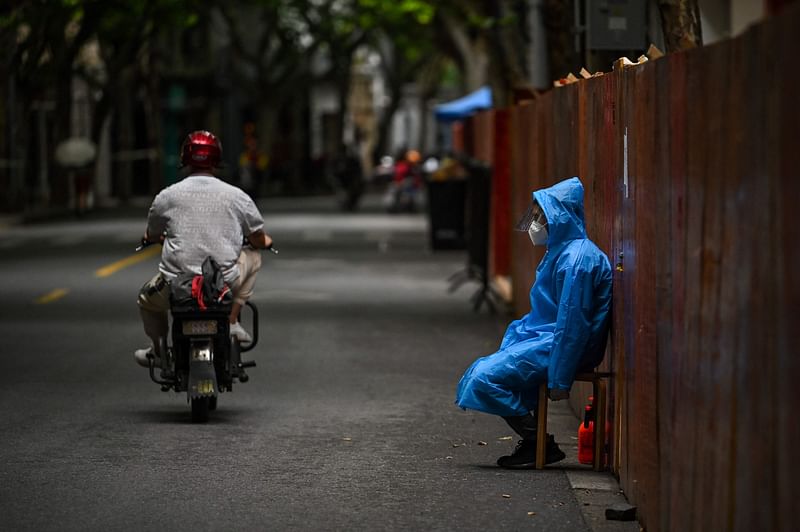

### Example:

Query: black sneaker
xmin=544 ymin=435 xmax=567 ymax=465
xmin=497 ymin=434 xmax=566 ymax=469
xmin=497 ymin=439 xmax=536 ymax=468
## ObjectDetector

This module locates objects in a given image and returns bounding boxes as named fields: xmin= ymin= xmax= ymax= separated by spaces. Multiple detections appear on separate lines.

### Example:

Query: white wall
xmin=527 ymin=0 xmax=550 ymax=89
xmin=700 ymin=0 xmax=765 ymax=44
xmin=310 ymin=84 xmax=338 ymax=159
xmin=731 ymin=0 xmax=765 ymax=35
xmin=389 ymin=87 xmax=420 ymax=156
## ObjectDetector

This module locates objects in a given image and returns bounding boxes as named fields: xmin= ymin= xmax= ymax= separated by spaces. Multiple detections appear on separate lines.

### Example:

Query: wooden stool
xmin=535 ymin=371 xmax=610 ymax=471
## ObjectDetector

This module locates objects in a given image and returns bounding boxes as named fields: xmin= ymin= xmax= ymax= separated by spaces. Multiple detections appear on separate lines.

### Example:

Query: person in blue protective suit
xmin=455 ymin=176 xmax=612 ymax=469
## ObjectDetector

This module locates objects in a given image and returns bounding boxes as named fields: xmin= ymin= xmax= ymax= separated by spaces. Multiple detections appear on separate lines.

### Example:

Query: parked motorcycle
xmin=136 ymin=240 xmax=275 ymax=422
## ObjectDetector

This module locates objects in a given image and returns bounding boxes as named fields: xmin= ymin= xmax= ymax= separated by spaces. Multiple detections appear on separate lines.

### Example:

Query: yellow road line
xmin=35 ymin=288 xmax=69 ymax=304
xmin=95 ymin=245 xmax=161 ymax=278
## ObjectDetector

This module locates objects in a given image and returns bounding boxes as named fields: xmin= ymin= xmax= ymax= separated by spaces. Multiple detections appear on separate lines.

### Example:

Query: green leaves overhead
xmin=356 ymin=0 xmax=435 ymax=25
xmin=3 ymin=0 xmax=516 ymax=122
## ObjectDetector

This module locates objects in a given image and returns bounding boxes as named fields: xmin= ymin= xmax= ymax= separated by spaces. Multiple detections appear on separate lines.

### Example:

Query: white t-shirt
xmin=146 ymin=174 xmax=264 ymax=283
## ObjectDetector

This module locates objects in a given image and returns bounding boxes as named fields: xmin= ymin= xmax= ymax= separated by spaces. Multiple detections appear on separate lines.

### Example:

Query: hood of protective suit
xmin=532 ymin=177 xmax=586 ymax=250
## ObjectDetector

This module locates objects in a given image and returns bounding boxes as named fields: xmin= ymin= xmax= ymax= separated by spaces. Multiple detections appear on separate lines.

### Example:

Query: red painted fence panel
xmin=463 ymin=5 xmax=800 ymax=531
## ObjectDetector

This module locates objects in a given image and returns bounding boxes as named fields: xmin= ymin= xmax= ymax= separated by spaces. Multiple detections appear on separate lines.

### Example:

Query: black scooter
xmin=136 ymin=240 xmax=275 ymax=422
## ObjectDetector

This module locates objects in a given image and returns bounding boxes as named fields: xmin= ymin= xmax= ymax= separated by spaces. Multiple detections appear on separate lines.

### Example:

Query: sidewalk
xmin=547 ymin=401 xmax=640 ymax=532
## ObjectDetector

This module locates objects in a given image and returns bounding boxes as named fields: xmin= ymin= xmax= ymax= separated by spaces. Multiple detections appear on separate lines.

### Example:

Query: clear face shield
xmin=515 ymin=201 xmax=548 ymax=246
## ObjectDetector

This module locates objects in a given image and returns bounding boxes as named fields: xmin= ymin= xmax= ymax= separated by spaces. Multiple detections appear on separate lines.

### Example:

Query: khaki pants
xmin=137 ymin=248 xmax=262 ymax=354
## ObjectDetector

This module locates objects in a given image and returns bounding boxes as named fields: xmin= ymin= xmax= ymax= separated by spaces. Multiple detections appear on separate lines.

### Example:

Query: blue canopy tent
xmin=434 ymin=86 xmax=493 ymax=122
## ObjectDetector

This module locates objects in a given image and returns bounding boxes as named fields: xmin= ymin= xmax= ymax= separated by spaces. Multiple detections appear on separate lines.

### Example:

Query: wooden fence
xmin=463 ymin=5 xmax=799 ymax=531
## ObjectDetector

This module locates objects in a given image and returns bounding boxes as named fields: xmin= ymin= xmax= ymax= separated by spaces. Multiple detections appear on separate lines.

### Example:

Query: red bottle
xmin=578 ymin=400 xmax=595 ymax=465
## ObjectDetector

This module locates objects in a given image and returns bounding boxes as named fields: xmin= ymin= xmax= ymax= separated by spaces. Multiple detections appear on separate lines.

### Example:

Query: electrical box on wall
xmin=586 ymin=0 xmax=647 ymax=50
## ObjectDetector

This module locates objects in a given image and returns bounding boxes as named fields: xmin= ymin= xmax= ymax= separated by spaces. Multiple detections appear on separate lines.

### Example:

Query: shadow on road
xmin=124 ymin=406 xmax=259 ymax=425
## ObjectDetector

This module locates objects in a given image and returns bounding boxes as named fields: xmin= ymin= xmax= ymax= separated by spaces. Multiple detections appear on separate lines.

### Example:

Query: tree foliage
xmin=0 ymin=0 xmax=548 ymax=202
xmin=3 ymin=1 xmax=202 ymax=136
xmin=659 ymin=0 xmax=703 ymax=52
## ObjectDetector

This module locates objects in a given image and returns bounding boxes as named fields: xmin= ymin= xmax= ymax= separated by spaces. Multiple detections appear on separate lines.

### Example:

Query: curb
xmin=547 ymin=401 xmax=640 ymax=532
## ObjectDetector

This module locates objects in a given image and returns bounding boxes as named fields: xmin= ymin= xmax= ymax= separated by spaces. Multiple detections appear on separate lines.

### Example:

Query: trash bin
xmin=426 ymin=179 xmax=467 ymax=250
xmin=446 ymin=158 xmax=501 ymax=312
xmin=464 ymin=161 xmax=491 ymax=278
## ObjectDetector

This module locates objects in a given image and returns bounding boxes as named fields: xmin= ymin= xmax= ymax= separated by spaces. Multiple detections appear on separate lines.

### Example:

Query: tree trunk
xmin=333 ymin=54 xmax=353 ymax=152
xmin=485 ymin=0 xmax=530 ymax=108
xmin=256 ymin=103 xmax=279 ymax=157
xmin=542 ymin=0 xmax=577 ymax=81
xmin=49 ymin=73 xmax=73 ymax=208
xmin=659 ymin=0 xmax=703 ymax=52
xmin=142 ymin=49 xmax=163 ymax=196
xmin=462 ymin=44 xmax=490 ymax=92
xmin=288 ymin=91 xmax=308 ymax=193
xmin=372 ymin=80 xmax=403 ymax=164
xmin=116 ymin=78 xmax=134 ymax=202
xmin=438 ymin=10 xmax=490 ymax=92
xmin=143 ymin=90 xmax=162 ymax=196
xmin=6 ymin=84 xmax=28 ymax=210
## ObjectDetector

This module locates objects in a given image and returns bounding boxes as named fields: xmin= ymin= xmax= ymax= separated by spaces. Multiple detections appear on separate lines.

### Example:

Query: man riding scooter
xmin=135 ymin=130 xmax=274 ymax=367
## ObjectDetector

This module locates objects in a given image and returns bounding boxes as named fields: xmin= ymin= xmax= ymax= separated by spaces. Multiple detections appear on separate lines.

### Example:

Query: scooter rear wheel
xmin=191 ymin=397 xmax=210 ymax=422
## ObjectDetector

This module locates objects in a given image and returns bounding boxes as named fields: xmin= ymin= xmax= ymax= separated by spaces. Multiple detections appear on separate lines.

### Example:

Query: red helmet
xmin=180 ymin=130 xmax=222 ymax=169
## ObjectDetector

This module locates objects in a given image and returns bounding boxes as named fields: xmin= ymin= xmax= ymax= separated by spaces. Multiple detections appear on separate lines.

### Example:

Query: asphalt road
xmin=0 ymin=197 xmax=594 ymax=531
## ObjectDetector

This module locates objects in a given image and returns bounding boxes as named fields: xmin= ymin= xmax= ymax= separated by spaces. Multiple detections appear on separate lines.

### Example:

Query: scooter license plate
xmin=182 ymin=320 xmax=218 ymax=335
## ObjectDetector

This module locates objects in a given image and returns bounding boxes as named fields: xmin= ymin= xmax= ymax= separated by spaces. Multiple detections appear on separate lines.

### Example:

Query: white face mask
xmin=528 ymin=220 xmax=548 ymax=246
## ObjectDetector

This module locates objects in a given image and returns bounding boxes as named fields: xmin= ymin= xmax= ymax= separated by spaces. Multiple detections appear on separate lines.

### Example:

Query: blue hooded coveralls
xmin=455 ymin=177 xmax=612 ymax=417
